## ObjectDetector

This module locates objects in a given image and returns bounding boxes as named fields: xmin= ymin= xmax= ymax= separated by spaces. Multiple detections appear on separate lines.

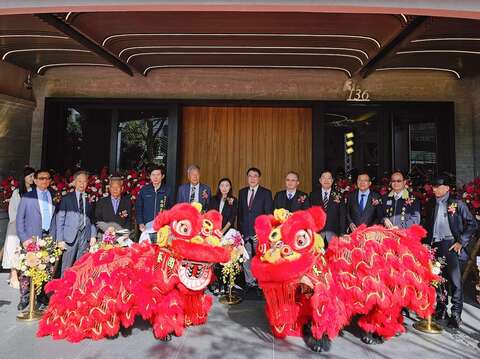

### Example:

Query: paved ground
xmin=0 ymin=272 xmax=479 ymax=359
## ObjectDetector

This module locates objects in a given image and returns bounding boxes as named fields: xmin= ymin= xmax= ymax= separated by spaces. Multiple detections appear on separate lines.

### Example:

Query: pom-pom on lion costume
xmin=37 ymin=203 xmax=231 ymax=342
xmin=252 ymin=207 xmax=438 ymax=352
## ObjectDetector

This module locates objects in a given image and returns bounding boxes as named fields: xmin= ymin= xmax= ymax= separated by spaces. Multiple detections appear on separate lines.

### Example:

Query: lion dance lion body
xmin=252 ymin=207 xmax=438 ymax=350
xmin=37 ymin=203 xmax=231 ymax=342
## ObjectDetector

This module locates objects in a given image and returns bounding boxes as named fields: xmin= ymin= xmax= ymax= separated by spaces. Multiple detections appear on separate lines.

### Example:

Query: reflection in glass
xmin=324 ymin=107 xmax=380 ymax=180
xmin=117 ymin=111 xmax=168 ymax=171
xmin=409 ymin=122 xmax=437 ymax=176
xmin=65 ymin=108 xmax=84 ymax=169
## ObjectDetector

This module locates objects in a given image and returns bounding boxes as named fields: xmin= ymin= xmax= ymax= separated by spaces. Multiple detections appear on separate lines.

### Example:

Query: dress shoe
xmin=434 ymin=308 xmax=449 ymax=322
xmin=447 ymin=314 xmax=462 ymax=329
xmin=17 ymin=301 xmax=28 ymax=311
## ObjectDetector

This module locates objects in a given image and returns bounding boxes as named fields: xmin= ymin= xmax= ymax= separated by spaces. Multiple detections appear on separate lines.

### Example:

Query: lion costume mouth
xmin=178 ymin=260 xmax=213 ymax=291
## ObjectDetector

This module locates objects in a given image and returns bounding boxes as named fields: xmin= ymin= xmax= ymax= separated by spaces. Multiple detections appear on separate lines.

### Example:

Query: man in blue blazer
xmin=16 ymin=168 xmax=57 ymax=310
xmin=56 ymin=171 xmax=97 ymax=276
xmin=238 ymin=167 xmax=273 ymax=293
xmin=176 ymin=164 xmax=211 ymax=210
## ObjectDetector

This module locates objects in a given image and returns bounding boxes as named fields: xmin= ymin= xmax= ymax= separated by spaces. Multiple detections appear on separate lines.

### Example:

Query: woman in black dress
xmin=208 ymin=178 xmax=238 ymax=295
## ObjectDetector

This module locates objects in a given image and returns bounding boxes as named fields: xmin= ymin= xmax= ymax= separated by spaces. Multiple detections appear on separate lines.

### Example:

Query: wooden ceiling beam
xmin=355 ymin=16 xmax=431 ymax=78
xmin=35 ymin=13 xmax=134 ymax=76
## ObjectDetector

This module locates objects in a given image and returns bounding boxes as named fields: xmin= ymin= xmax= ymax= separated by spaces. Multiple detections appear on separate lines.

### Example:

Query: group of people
xmin=1 ymin=164 xmax=477 ymax=332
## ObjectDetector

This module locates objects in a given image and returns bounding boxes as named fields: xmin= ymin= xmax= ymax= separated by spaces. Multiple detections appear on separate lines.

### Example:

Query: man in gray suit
xmin=56 ymin=171 xmax=97 ymax=276
xmin=176 ymin=165 xmax=211 ymax=210
xmin=16 ymin=168 xmax=57 ymax=311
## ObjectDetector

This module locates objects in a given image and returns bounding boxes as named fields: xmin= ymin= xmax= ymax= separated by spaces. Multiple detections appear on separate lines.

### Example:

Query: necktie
xmin=112 ymin=197 xmax=120 ymax=214
xmin=323 ymin=191 xmax=329 ymax=209
xmin=248 ymin=189 xmax=255 ymax=209
xmin=40 ymin=191 xmax=50 ymax=231
xmin=287 ymin=192 xmax=293 ymax=200
xmin=190 ymin=186 xmax=196 ymax=203
xmin=360 ymin=193 xmax=366 ymax=210
xmin=79 ymin=194 xmax=86 ymax=230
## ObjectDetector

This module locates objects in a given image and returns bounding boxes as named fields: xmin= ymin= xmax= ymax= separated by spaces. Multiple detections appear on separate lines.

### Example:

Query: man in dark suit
xmin=346 ymin=171 xmax=381 ymax=232
xmin=238 ymin=167 xmax=273 ymax=291
xmin=310 ymin=170 xmax=346 ymax=244
xmin=176 ymin=164 xmax=211 ymax=210
xmin=274 ymin=171 xmax=310 ymax=212
xmin=94 ymin=177 xmax=132 ymax=236
xmin=56 ymin=171 xmax=97 ymax=276
xmin=424 ymin=175 xmax=477 ymax=329
xmin=380 ymin=171 xmax=420 ymax=229
xmin=16 ymin=168 xmax=57 ymax=311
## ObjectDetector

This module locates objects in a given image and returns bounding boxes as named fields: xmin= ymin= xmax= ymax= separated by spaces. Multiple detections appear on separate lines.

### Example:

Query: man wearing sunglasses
xmin=16 ymin=168 xmax=57 ymax=311
xmin=380 ymin=171 xmax=420 ymax=229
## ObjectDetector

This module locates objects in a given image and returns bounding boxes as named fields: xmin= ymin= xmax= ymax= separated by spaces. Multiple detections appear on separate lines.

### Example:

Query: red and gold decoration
xmin=252 ymin=207 xmax=439 ymax=351
xmin=37 ymin=203 xmax=231 ymax=342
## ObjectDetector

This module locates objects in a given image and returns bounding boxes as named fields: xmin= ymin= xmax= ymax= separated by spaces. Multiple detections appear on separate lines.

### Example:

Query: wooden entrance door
xmin=180 ymin=106 xmax=312 ymax=195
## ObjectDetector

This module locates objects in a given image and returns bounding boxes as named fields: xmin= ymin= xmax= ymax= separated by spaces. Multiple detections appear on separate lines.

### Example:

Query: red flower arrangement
xmin=462 ymin=178 xmax=480 ymax=219
xmin=0 ymin=176 xmax=20 ymax=210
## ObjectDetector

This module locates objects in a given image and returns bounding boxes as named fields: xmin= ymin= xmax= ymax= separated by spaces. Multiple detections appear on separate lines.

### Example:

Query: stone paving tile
xmin=0 ymin=273 xmax=479 ymax=359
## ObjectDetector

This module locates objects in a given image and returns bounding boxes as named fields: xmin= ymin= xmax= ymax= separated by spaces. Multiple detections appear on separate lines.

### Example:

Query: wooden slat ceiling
xmin=0 ymin=11 xmax=479 ymax=79
xmin=0 ymin=14 xmax=111 ymax=74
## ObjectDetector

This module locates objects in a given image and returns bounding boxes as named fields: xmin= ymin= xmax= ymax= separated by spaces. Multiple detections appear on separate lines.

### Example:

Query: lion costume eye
xmin=294 ymin=230 xmax=311 ymax=250
xmin=269 ymin=228 xmax=282 ymax=243
xmin=175 ymin=220 xmax=192 ymax=236
xmin=202 ymin=219 xmax=213 ymax=234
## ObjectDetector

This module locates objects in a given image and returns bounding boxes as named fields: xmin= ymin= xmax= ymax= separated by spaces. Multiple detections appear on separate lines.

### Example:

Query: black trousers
xmin=432 ymin=239 xmax=463 ymax=316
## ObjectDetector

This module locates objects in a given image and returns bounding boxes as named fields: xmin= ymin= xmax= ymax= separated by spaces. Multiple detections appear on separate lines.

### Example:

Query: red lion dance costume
xmin=252 ymin=207 xmax=439 ymax=352
xmin=37 ymin=203 xmax=231 ymax=342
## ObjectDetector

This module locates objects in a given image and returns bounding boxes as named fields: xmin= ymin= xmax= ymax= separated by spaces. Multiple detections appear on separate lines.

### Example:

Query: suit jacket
xmin=273 ymin=190 xmax=310 ymax=212
xmin=237 ymin=186 xmax=273 ymax=238
xmin=346 ymin=189 xmax=382 ymax=228
xmin=135 ymin=183 xmax=173 ymax=225
xmin=95 ymin=195 xmax=132 ymax=230
xmin=424 ymin=194 xmax=477 ymax=261
xmin=176 ymin=183 xmax=211 ymax=209
xmin=208 ymin=195 xmax=238 ymax=230
xmin=310 ymin=189 xmax=346 ymax=235
xmin=16 ymin=188 xmax=57 ymax=242
xmin=56 ymin=192 xmax=97 ymax=244
xmin=380 ymin=192 xmax=421 ymax=229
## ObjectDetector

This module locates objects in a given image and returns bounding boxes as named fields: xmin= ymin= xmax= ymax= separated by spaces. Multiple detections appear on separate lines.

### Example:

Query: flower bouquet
xmin=219 ymin=229 xmax=248 ymax=305
xmin=15 ymin=236 xmax=63 ymax=321
xmin=16 ymin=236 xmax=63 ymax=294
xmin=90 ymin=227 xmax=133 ymax=253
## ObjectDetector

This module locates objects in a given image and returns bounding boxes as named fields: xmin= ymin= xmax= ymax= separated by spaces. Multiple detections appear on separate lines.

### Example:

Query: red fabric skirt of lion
xmin=252 ymin=207 xmax=439 ymax=352
xmin=37 ymin=203 xmax=231 ymax=342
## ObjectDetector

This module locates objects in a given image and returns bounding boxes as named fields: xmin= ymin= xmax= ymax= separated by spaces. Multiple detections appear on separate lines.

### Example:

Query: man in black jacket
xmin=424 ymin=175 xmax=477 ymax=329
xmin=310 ymin=170 xmax=345 ymax=244
xmin=274 ymin=171 xmax=310 ymax=212
xmin=346 ymin=171 xmax=382 ymax=232
xmin=238 ymin=167 xmax=273 ymax=292
xmin=95 ymin=177 xmax=132 ymax=235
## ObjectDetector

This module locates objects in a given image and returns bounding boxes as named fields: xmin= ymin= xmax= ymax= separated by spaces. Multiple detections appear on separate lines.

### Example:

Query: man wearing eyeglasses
xmin=380 ymin=171 xmax=420 ymax=229
xmin=16 ymin=168 xmax=57 ymax=311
